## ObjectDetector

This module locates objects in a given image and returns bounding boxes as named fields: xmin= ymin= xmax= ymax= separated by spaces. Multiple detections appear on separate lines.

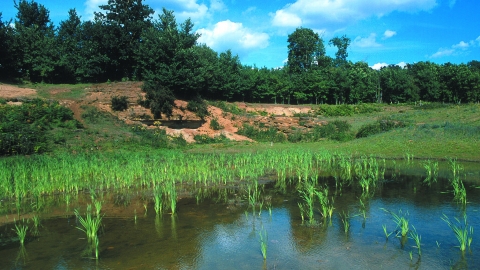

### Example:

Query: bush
xmin=111 ymin=95 xmax=129 ymax=111
xmin=356 ymin=118 xmax=409 ymax=138
xmin=0 ymin=99 xmax=77 ymax=155
xmin=209 ymin=101 xmax=245 ymax=115
xmin=81 ymin=106 xmax=103 ymax=123
xmin=210 ymin=118 xmax=223 ymax=130
xmin=194 ymin=134 xmax=231 ymax=144
xmin=316 ymin=104 xmax=382 ymax=116
xmin=309 ymin=120 xmax=354 ymax=142
xmin=187 ymin=97 xmax=209 ymax=119
xmin=237 ymin=123 xmax=286 ymax=143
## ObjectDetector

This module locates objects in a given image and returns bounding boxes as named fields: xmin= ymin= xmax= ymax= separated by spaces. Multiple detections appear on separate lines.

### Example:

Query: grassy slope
xmin=188 ymin=104 xmax=480 ymax=161
xmin=5 ymin=82 xmax=478 ymax=161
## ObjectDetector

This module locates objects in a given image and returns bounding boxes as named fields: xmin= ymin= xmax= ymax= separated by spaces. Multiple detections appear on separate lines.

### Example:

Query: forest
xmin=1 ymin=0 xmax=480 ymax=114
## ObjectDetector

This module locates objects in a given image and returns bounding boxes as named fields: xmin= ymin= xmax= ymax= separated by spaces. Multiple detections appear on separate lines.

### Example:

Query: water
xmin=1 ymin=168 xmax=479 ymax=269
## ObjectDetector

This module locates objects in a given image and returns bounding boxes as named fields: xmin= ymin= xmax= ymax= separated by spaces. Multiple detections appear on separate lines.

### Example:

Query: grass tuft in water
xmin=259 ymin=228 xmax=268 ymax=260
xmin=441 ymin=214 xmax=473 ymax=252
xmin=13 ymin=219 xmax=28 ymax=246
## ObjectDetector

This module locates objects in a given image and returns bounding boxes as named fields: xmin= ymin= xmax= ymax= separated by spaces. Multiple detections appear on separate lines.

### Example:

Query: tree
xmin=329 ymin=35 xmax=350 ymax=66
xmin=55 ymin=9 xmax=82 ymax=82
xmin=12 ymin=0 xmax=57 ymax=82
xmin=287 ymin=27 xmax=325 ymax=74
xmin=407 ymin=61 xmax=441 ymax=102
xmin=0 ymin=13 xmax=17 ymax=80
xmin=94 ymin=0 xmax=154 ymax=80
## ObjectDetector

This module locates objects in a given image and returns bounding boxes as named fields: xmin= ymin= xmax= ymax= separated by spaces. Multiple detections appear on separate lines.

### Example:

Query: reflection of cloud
xmin=271 ymin=0 xmax=437 ymax=29
xmin=353 ymin=33 xmax=381 ymax=48
xmin=383 ymin=30 xmax=396 ymax=39
xmin=197 ymin=20 xmax=269 ymax=56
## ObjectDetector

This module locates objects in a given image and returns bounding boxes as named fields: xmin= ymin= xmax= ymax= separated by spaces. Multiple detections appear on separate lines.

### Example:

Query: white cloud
xmin=84 ymin=0 xmax=107 ymax=20
xmin=430 ymin=36 xmax=480 ymax=58
xmin=197 ymin=20 xmax=269 ymax=56
xmin=371 ymin=62 xmax=388 ymax=70
xmin=383 ymin=30 xmax=397 ymax=39
xmin=242 ymin=7 xmax=257 ymax=16
xmin=452 ymin=41 xmax=469 ymax=49
xmin=431 ymin=48 xmax=455 ymax=58
xmin=210 ymin=0 xmax=227 ymax=12
xmin=271 ymin=0 xmax=437 ymax=29
xmin=397 ymin=61 xmax=407 ymax=68
xmin=271 ymin=10 xmax=302 ymax=27
xmin=370 ymin=61 xmax=407 ymax=70
xmin=353 ymin=33 xmax=381 ymax=48
xmin=449 ymin=0 xmax=456 ymax=8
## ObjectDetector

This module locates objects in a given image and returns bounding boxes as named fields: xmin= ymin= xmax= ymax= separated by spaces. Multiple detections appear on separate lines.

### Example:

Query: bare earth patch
xmin=0 ymin=84 xmax=37 ymax=99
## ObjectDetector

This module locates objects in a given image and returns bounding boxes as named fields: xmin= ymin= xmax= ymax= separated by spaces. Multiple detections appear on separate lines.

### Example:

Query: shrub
xmin=194 ymin=134 xmax=231 ymax=144
xmin=0 ymin=99 xmax=77 ymax=155
xmin=310 ymin=120 xmax=354 ymax=142
xmin=111 ymin=95 xmax=129 ymax=111
xmin=187 ymin=97 xmax=209 ymax=119
xmin=81 ymin=106 xmax=102 ymax=123
xmin=356 ymin=118 xmax=409 ymax=138
xmin=210 ymin=118 xmax=223 ymax=130
xmin=209 ymin=101 xmax=245 ymax=115
xmin=237 ymin=123 xmax=286 ymax=143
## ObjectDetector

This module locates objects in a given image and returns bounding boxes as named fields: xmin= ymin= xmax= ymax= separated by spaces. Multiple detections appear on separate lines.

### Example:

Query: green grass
xmin=441 ymin=214 xmax=473 ymax=252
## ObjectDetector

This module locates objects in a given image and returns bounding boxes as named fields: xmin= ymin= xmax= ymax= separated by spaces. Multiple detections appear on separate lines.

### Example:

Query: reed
xmin=382 ymin=208 xmax=409 ymax=237
xmin=13 ymin=220 xmax=28 ymax=246
xmin=74 ymin=205 xmax=102 ymax=243
xmin=422 ymin=160 xmax=438 ymax=185
xmin=409 ymin=225 xmax=422 ymax=256
xmin=259 ymin=228 xmax=268 ymax=260
xmin=441 ymin=214 xmax=473 ymax=252
xmin=382 ymin=224 xmax=394 ymax=240
xmin=340 ymin=211 xmax=351 ymax=234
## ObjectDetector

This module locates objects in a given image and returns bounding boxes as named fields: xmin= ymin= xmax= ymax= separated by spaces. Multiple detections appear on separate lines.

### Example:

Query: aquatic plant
xmin=13 ymin=220 xmax=28 ymax=246
xmin=340 ymin=211 xmax=351 ymax=234
xmin=259 ymin=229 xmax=268 ymax=260
xmin=382 ymin=208 xmax=409 ymax=237
xmin=409 ymin=225 xmax=422 ymax=256
xmin=441 ymin=214 xmax=473 ymax=252
xmin=74 ymin=205 xmax=102 ymax=243
xmin=423 ymin=160 xmax=438 ymax=185
xmin=382 ymin=224 xmax=394 ymax=240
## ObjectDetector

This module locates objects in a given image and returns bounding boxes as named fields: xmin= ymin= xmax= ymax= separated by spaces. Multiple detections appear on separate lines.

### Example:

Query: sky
xmin=1 ymin=0 xmax=479 ymax=69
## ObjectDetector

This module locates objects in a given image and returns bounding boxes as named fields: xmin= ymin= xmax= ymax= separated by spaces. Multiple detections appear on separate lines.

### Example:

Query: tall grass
xmin=441 ymin=214 xmax=473 ymax=252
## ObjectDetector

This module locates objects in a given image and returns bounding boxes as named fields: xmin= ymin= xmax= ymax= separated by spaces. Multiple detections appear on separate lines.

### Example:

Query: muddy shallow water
xmin=1 ymin=166 xmax=479 ymax=269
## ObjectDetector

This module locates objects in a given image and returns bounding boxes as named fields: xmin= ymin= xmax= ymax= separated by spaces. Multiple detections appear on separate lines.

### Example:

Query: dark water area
xmin=1 ymin=168 xmax=479 ymax=269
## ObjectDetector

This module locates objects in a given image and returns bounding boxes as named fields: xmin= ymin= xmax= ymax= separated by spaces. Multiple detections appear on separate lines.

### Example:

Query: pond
xmin=0 ymin=160 xmax=479 ymax=269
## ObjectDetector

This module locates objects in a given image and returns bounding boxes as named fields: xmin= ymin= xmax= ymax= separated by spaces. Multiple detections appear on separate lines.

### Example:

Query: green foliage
xmin=0 ymin=98 xmax=77 ymax=155
xmin=356 ymin=118 xmax=409 ymax=138
xmin=142 ymin=81 xmax=175 ymax=119
xmin=187 ymin=97 xmax=209 ymax=119
xmin=310 ymin=120 xmax=354 ymax=142
xmin=208 ymin=101 xmax=245 ymax=115
xmin=111 ymin=95 xmax=129 ymax=111
xmin=194 ymin=134 xmax=230 ymax=144
xmin=316 ymin=104 xmax=381 ymax=117
xmin=81 ymin=106 xmax=103 ymax=123
xmin=210 ymin=118 xmax=223 ymax=130
xmin=237 ymin=123 xmax=286 ymax=143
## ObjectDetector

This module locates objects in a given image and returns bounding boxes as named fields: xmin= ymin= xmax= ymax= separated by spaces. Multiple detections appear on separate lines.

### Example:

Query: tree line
xmin=1 ymin=0 xmax=479 ymax=114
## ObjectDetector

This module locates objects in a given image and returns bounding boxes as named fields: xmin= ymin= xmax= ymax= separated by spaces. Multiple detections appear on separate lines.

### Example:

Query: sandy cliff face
xmin=0 ymin=82 xmax=322 ymax=143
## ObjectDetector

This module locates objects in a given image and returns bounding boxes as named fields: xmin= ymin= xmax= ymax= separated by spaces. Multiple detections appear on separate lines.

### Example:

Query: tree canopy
xmin=1 ymin=0 xmax=479 ymax=111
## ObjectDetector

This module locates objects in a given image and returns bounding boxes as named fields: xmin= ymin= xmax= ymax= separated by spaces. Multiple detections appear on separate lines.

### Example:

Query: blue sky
xmin=1 ymin=0 xmax=479 ymax=69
